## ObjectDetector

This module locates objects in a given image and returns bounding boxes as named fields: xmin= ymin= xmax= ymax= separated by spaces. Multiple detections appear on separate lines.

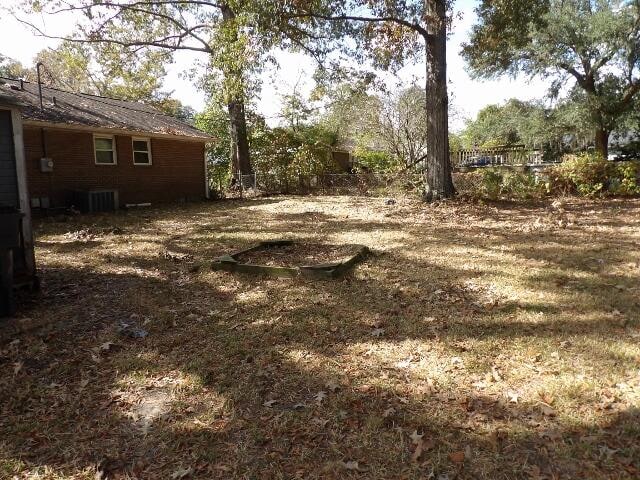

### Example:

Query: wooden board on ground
xmin=212 ymin=240 xmax=370 ymax=279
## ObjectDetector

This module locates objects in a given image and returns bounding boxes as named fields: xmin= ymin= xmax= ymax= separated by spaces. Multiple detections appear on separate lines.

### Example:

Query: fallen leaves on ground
xmin=1 ymin=195 xmax=639 ymax=479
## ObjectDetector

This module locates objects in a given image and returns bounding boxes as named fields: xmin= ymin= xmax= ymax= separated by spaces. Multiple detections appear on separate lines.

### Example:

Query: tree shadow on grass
xmin=1 ymin=250 xmax=638 ymax=478
xmin=4 ymin=266 xmax=640 ymax=479
xmin=2 ymin=197 xmax=639 ymax=478
xmin=34 ymin=239 xmax=105 ymax=254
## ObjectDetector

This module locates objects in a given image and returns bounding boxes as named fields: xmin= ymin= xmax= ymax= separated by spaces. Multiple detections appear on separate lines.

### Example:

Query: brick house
xmin=0 ymin=77 xmax=213 ymax=211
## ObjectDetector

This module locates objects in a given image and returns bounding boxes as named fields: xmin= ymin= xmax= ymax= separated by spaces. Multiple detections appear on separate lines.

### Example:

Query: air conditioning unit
xmin=73 ymin=189 xmax=119 ymax=213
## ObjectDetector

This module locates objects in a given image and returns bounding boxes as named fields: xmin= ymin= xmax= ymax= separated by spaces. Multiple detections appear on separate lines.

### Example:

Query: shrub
xmin=466 ymin=168 xmax=545 ymax=200
xmin=548 ymin=153 xmax=640 ymax=197
xmin=551 ymin=153 xmax=612 ymax=196
xmin=609 ymin=162 xmax=640 ymax=195
xmin=352 ymin=148 xmax=399 ymax=173
xmin=501 ymin=170 xmax=547 ymax=199
xmin=480 ymin=168 xmax=503 ymax=200
xmin=252 ymin=126 xmax=339 ymax=180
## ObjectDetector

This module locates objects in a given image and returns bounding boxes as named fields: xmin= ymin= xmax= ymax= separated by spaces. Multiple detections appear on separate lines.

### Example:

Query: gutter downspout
xmin=203 ymin=145 xmax=210 ymax=199
xmin=36 ymin=62 xmax=52 ymax=206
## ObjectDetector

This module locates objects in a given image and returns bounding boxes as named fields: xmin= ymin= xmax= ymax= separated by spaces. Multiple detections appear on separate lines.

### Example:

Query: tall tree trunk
xmin=221 ymin=3 xmax=253 ymax=180
xmin=423 ymin=0 xmax=455 ymax=201
xmin=595 ymin=127 xmax=610 ymax=159
xmin=228 ymin=100 xmax=253 ymax=177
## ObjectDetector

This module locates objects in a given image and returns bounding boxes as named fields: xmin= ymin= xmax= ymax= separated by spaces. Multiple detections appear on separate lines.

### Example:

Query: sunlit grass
xmin=1 ymin=196 xmax=639 ymax=479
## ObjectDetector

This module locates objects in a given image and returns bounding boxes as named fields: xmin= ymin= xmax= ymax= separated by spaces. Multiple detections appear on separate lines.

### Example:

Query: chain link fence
xmin=452 ymin=172 xmax=483 ymax=195
xmin=228 ymin=172 xmax=424 ymax=197
xmin=220 ymin=171 xmax=485 ymax=198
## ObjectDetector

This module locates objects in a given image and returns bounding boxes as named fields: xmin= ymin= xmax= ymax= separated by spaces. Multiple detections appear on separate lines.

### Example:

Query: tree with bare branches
xmin=274 ymin=0 xmax=457 ymax=200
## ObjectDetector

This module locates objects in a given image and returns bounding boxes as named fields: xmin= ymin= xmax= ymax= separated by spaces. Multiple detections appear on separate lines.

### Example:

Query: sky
xmin=0 ymin=0 xmax=550 ymax=131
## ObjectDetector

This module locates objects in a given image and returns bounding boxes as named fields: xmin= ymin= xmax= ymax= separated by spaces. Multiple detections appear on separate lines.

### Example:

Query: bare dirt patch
xmin=237 ymin=242 xmax=361 ymax=267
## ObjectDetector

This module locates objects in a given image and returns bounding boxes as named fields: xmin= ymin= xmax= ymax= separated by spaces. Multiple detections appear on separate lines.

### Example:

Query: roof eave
xmin=22 ymin=119 xmax=215 ymax=142
xmin=0 ymin=95 xmax=30 ymax=109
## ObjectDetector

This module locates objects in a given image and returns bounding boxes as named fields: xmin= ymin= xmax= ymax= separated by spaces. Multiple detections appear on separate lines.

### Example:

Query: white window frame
xmin=93 ymin=134 xmax=117 ymax=165
xmin=132 ymin=137 xmax=152 ymax=166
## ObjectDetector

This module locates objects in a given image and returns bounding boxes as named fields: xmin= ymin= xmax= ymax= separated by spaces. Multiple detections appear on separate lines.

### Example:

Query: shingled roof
xmin=0 ymin=77 xmax=212 ymax=141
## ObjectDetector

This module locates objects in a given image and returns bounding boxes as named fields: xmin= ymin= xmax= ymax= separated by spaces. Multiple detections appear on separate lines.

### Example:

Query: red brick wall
xmin=24 ymin=126 xmax=206 ymax=207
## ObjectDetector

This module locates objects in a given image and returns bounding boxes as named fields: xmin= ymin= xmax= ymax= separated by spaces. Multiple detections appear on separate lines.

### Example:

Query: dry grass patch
xmin=1 ymin=195 xmax=639 ymax=479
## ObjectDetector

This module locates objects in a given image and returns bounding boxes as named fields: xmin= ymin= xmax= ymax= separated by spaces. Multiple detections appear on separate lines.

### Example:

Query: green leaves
xmin=0 ymin=54 xmax=29 ymax=79
xmin=463 ymin=1 xmax=640 ymax=156
xmin=28 ymin=40 xmax=173 ymax=105
xmin=461 ymin=100 xmax=547 ymax=148
xmin=462 ymin=0 xmax=550 ymax=77
xmin=464 ymin=0 xmax=638 ymax=80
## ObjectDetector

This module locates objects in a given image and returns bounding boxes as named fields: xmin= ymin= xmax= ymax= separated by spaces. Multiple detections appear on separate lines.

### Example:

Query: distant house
xmin=0 ymin=77 xmax=213 ymax=212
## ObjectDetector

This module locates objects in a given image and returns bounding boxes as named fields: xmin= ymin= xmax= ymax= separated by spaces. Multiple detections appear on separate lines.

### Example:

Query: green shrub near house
xmin=352 ymin=147 xmax=399 ymax=173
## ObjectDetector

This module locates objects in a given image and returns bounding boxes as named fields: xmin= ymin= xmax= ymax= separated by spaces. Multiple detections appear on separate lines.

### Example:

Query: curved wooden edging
xmin=211 ymin=242 xmax=370 ymax=279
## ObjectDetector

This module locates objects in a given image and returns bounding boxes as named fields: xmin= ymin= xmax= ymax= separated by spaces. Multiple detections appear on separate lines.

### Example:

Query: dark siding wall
xmin=332 ymin=151 xmax=352 ymax=172
xmin=0 ymin=110 xmax=18 ymax=208
xmin=24 ymin=127 xmax=206 ymax=207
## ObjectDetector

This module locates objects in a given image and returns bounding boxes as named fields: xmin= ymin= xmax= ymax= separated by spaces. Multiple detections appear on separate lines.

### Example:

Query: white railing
xmin=451 ymin=146 xmax=544 ymax=168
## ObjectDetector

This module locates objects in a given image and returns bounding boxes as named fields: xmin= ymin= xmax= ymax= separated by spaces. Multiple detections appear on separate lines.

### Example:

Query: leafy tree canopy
xmin=462 ymin=99 xmax=551 ymax=148
xmin=460 ymin=96 xmax=608 ymax=161
xmin=463 ymin=0 xmax=640 ymax=157
xmin=1 ymin=40 xmax=189 ymax=118
xmin=35 ymin=41 xmax=172 ymax=102
xmin=0 ymin=54 xmax=29 ymax=78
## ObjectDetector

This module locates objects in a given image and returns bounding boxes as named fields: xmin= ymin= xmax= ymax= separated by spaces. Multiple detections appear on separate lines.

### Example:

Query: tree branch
xmin=620 ymin=79 xmax=640 ymax=108
xmin=15 ymin=16 xmax=213 ymax=53
xmin=27 ymin=1 xmax=215 ymax=54
xmin=591 ymin=49 xmax=618 ymax=73
xmin=84 ymin=4 xmax=214 ymax=53
xmin=284 ymin=35 xmax=326 ymax=65
xmin=286 ymin=12 xmax=432 ymax=40
xmin=558 ymin=63 xmax=588 ymax=89
xmin=47 ymin=1 xmax=222 ymax=15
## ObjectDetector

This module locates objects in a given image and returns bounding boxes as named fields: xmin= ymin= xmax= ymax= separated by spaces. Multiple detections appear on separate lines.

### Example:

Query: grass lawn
xmin=1 ymin=195 xmax=639 ymax=479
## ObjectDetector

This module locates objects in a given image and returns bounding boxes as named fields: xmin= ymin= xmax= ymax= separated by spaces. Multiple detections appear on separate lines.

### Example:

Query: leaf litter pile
xmin=237 ymin=243 xmax=361 ymax=267
xmin=1 ymin=195 xmax=640 ymax=479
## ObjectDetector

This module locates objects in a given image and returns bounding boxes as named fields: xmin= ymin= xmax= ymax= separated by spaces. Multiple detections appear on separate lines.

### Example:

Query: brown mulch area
xmin=237 ymin=243 xmax=361 ymax=267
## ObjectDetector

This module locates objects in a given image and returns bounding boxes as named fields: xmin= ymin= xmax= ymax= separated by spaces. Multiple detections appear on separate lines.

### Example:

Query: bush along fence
xmin=215 ymin=154 xmax=640 ymax=200
xmin=456 ymin=154 xmax=640 ymax=200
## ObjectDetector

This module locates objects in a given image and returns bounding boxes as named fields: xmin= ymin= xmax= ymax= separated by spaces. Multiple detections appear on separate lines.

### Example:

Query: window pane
xmin=95 ymin=138 xmax=113 ymax=150
xmin=133 ymin=140 xmax=149 ymax=152
xmin=134 ymin=151 xmax=150 ymax=164
xmin=96 ymin=150 xmax=114 ymax=164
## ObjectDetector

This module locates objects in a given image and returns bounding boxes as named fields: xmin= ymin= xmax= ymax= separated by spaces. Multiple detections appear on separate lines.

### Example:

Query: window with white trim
xmin=132 ymin=137 xmax=152 ymax=165
xmin=94 ymin=135 xmax=117 ymax=165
